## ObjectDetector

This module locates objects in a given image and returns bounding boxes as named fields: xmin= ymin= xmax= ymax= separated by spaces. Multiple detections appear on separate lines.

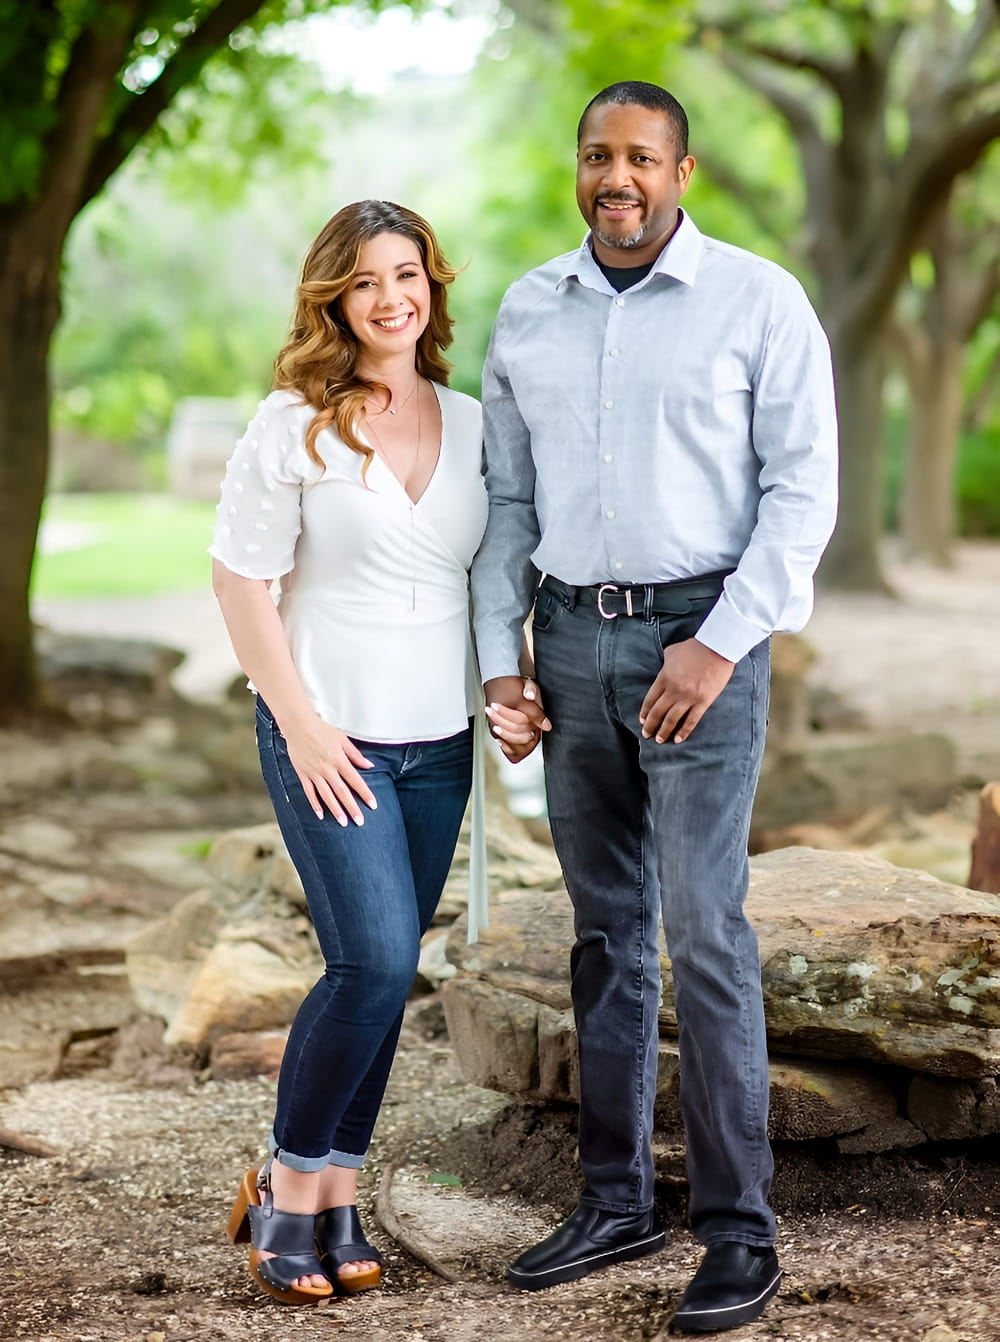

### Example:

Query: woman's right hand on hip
xmin=283 ymin=718 xmax=377 ymax=826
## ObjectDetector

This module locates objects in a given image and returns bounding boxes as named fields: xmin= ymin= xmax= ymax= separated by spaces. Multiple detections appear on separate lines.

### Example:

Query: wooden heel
xmin=226 ymin=1168 xmax=259 ymax=1244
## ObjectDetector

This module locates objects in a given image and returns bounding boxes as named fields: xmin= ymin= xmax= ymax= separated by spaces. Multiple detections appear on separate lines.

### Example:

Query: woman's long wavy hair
xmin=274 ymin=200 xmax=458 ymax=478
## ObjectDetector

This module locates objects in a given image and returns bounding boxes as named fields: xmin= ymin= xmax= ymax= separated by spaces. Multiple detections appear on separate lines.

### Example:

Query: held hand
xmin=282 ymin=716 xmax=377 ymax=825
xmin=639 ymin=638 xmax=735 ymax=744
xmin=484 ymin=675 xmax=552 ymax=764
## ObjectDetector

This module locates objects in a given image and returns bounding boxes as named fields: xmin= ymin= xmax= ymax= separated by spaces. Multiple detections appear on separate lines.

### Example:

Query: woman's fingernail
xmin=367 ymin=798 xmax=378 ymax=810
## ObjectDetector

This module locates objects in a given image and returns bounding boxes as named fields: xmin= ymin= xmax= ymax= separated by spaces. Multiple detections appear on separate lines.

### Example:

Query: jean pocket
xmin=531 ymin=587 xmax=561 ymax=633
xmin=255 ymin=696 xmax=291 ymax=759
xmin=654 ymin=602 xmax=712 ymax=650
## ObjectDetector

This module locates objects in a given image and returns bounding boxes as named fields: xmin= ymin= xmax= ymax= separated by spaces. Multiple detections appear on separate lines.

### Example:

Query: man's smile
xmin=596 ymin=196 xmax=642 ymax=218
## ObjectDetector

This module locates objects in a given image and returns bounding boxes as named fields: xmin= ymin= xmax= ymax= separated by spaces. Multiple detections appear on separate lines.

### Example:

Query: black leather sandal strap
xmin=315 ymin=1205 xmax=382 ymax=1268
xmin=255 ymin=1250 xmax=328 ymax=1291
xmin=248 ymin=1203 xmax=319 ymax=1256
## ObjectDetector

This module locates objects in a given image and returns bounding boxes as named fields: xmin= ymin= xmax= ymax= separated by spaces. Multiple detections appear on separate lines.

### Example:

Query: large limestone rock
xmin=747 ymin=849 xmax=999 ymax=1077
xmin=441 ymin=847 xmax=1000 ymax=1147
xmin=123 ymin=794 xmax=561 ymax=1054
xmin=35 ymin=628 xmax=184 ymax=699
xmin=125 ymin=823 xmax=322 ymax=1051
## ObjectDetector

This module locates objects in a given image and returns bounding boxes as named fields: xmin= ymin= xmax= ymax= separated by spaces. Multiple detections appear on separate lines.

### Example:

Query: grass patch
xmin=32 ymin=492 xmax=217 ymax=599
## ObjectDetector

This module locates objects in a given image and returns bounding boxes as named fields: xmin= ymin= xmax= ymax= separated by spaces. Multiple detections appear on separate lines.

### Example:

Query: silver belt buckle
xmin=597 ymin=583 xmax=632 ymax=619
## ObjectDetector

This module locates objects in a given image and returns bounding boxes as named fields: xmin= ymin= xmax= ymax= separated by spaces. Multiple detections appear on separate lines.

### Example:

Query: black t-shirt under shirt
xmin=595 ymin=257 xmax=656 ymax=292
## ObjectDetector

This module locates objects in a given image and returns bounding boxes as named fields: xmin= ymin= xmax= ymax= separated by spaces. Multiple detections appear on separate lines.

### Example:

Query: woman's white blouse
xmin=210 ymin=383 xmax=489 ymax=744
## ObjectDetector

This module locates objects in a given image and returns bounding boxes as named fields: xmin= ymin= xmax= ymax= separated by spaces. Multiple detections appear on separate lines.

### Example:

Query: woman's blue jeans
xmin=531 ymin=582 xmax=775 ymax=1247
xmin=255 ymin=697 xmax=472 ymax=1173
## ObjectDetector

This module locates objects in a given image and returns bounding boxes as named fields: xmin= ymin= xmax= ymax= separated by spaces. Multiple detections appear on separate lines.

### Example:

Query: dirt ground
xmin=3 ymin=541 xmax=1000 ymax=1342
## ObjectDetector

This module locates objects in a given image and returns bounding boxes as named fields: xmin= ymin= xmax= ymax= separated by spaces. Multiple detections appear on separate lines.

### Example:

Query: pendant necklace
xmin=369 ymin=377 xmax=419 ymax=416
xmin=366 ymin=385 xmax=423 ymax=611
xmin=365 ymin=380 xmax=423 ymax=494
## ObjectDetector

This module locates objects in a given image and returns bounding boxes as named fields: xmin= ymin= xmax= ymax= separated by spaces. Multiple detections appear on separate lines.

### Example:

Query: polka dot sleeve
xmin=208 ymin=393 xmax=311 ymax=580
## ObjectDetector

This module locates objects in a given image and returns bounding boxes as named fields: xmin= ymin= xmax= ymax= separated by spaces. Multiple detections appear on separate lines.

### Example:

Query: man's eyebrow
xmin=580 ymin=141 xmax=662 ymax=153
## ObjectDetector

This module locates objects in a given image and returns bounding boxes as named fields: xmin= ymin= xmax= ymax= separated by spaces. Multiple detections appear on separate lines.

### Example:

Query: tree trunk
xmin=969 ymin=781 xmax=1000 ymax=895
xmin=817 ymin=328 xmax=892 ymax=591
xmin=899 ymin=338 xmax=964 ymax=567
xmin=0 ymin=211 xmax=63 ymax=717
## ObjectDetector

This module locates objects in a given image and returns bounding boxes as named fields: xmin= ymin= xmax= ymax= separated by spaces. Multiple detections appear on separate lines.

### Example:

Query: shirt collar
xmin=556 ymin=209 xmax=704 ymax=293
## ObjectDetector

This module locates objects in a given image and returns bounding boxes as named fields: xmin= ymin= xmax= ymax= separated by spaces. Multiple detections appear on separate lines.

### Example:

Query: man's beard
xmin=593 ymin=220 xmax=647 ymax=250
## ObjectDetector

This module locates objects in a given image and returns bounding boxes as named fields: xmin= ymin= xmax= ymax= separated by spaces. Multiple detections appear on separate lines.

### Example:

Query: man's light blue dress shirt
xmin=470 ymin=211 xmax=839 ymax=680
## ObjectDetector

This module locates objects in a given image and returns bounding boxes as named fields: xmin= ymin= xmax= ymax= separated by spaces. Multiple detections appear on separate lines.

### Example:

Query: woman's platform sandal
xmin=315 ymin=1204 xmax=383 ymax=1295
xmin=227 ymin=1168 xmax=333 ymax=1306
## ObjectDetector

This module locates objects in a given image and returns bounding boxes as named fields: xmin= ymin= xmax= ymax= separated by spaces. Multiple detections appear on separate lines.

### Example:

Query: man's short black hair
xmin=577 ymin=81 xmax=689 ymax=159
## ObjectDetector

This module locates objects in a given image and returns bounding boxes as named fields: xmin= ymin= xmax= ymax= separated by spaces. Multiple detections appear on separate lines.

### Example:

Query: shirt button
xmin=615 ymin=561 xmax=624 ymax=570
xmin=615 ymin=298 xmax=625 ymax=307
xmin=604 ymin=400 xmax=614 ymax=409
xmin=606 ymin=509 xmax=617 ymax=519
xmin=603 ymin=453 xmax=614 ymax=463
xmin=608 ymin=347 xmax=619 ymax=357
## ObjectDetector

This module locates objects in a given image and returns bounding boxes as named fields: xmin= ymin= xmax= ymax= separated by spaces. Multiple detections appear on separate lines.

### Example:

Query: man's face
xmin=576 ymin=102 xmax=694 ymax=266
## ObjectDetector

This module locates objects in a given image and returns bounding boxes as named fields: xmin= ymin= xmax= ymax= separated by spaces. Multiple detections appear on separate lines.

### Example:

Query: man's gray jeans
xmin=532 ymin=580 xmax=775 ymax=1247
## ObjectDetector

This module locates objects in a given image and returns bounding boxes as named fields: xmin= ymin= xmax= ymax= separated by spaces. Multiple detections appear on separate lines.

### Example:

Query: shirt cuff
xmin=695 ymin=599 xmax=769 ymax=664
xmin=479 ymin=657 xmax=523 ymax=684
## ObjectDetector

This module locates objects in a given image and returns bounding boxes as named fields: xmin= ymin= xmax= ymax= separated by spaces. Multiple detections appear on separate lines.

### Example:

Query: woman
xmin=211 ymin=200 xmax=539 ymax=1305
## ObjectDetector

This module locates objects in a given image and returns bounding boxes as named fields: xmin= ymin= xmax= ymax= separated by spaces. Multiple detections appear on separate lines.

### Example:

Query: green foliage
xmin=136 ymin=44 xmax=338 ymax=206
xmin=957 ymin=428 xmax=1000 ymax=537
xmin=0 ymin=0 xmax=61 ymax=198
xmin=0 ymin=0 xmax=418 ymax=206
xmin=51 ymin=65 xmax=488 ymax=447
xmin=33 ymin=0 xmax=1000 ymax=532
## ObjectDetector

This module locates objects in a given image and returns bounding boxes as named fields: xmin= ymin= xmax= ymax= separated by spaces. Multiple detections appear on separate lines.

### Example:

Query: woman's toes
xmin=339 ymin=1259 xmax=376 ymax=1279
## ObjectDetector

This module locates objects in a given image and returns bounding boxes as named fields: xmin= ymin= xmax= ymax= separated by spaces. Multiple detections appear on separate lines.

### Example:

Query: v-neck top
xmin=209 ymin=383 xmax=489 ymax=744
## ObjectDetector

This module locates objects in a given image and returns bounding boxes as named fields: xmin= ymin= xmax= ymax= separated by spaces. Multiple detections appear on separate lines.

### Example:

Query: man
xmin=471 ymin=81 xmax=838 ymax=1333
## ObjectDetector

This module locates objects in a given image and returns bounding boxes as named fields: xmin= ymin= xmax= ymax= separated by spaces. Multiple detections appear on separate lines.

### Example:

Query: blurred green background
xmin=31 ymin=0 xmax=1000 ymax=599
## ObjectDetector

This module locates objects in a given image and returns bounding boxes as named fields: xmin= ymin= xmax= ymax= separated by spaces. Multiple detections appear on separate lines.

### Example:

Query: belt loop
xmin=564 ymin=583 xmax=578 ymax=611
xmin=643 ymin=583 xmax=654 ymax=623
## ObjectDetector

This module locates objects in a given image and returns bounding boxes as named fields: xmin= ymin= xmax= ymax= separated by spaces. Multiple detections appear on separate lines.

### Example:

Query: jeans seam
xmin=632 ymin=822 xmax=646 ymax=1206
xmin=728 ymin=645 xmax=764 ymax=1176
xmin=262 ymin=739 xmax=348 ymax=1159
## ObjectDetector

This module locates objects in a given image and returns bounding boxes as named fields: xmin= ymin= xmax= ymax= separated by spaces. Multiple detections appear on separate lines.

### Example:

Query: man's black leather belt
xmin=540 ymin=570 xmax=733 ymax=619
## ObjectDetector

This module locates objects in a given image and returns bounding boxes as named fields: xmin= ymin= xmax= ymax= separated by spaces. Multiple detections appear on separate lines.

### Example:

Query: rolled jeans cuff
xmin=268 ymin=1133 xmax=367 ymax=1172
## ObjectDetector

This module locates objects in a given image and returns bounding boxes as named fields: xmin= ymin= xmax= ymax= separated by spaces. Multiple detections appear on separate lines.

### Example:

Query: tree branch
xmin=716 ymin=49 xmax=824 ymax=151
xmin=961 ymin=253 xmax=1000 ymax=339
xmin=887 ymin=314 xmax=930 ymax=387
xmin=939 ymin=0 xmax=1000 ymax=107
xmin=80 ymin=0 xmax=272 ymax=208
xmin=692 ymin=150 xmax=791 ymax=250
xmin=33 ymin=2 xmax=142 ymax=240
xmin=715 ymin=49 xmax=837 ymax=262
xmin=718 ymin=34 xmax=846 ymax=91
xmin=849 ymin=107 xmax=1000 ymax=340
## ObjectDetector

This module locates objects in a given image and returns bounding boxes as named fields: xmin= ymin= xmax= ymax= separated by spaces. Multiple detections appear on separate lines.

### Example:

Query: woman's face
xmin=339 ymin=231 xmax=431 ymax=363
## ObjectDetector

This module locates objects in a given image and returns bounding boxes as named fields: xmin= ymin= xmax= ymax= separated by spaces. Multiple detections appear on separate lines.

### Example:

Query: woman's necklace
xmin=368 ymin=377 xmax=419 ymax=417
xmin=365 ymin=385 xmax=423 ymax=611
xmin=364 ymin=380 xmax=423 ymax=497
